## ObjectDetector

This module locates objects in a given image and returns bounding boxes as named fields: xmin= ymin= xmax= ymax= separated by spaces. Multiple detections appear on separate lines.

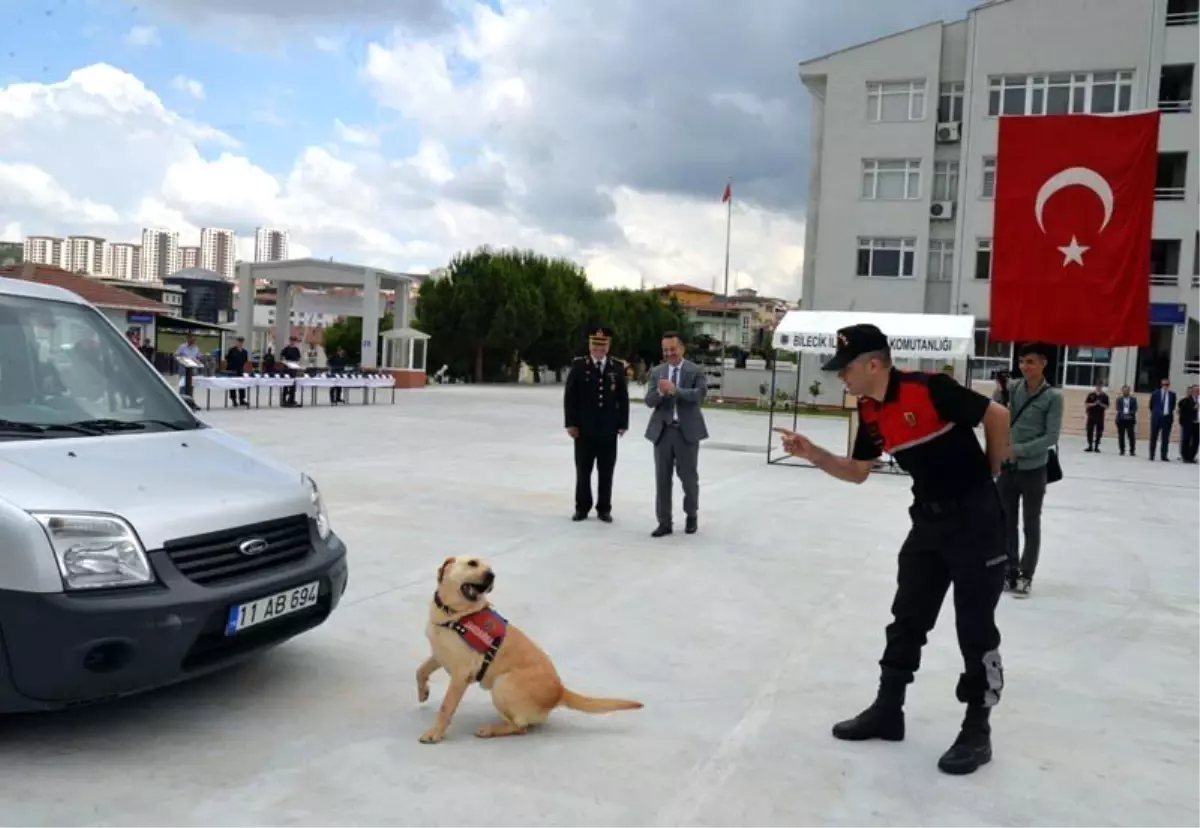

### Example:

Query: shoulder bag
xmin=1010 ymin=385 xmax=1063 ymax=484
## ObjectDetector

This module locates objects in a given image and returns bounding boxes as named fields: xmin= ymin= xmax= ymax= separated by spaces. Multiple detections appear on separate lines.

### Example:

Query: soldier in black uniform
xmin=563 ymin=326 xmax=629 ymax=522
xmin=776 ymin=324 xmax=1012 ymax=776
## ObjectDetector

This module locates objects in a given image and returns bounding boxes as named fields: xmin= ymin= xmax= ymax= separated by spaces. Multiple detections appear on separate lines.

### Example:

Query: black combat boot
xmin=831 ymin=673 xmax=906 ymax=742
xmin=937 ymin=704 xmax=992 ymax=775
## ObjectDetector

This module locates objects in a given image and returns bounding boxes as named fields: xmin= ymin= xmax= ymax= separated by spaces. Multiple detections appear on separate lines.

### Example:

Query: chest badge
xmin=903 ymin=412 xmax=917 ymax=427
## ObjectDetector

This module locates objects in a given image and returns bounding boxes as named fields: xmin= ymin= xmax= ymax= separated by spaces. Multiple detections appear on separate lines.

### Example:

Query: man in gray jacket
xmin=997 ymin=342 xmax=1063 ymax=598
xmin=644 ymin=331 xmax=709 ymax=537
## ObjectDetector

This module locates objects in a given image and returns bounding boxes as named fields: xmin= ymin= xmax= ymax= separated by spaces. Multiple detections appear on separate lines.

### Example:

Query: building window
xmin=932 ymin=160 xmax=959 ymax=201
xmin=987 ymin=71 xmax=1134 ymax=117
xmin=1166 ymin=0 xmax=1199 ymax=26
xmin=928 ymin=240 xmax=954 ymax=282
xmin=975 ymin=238 xmax=992 ymax=280
xmin=1156 ymin=152 xmax=1188 ymax=200
xmin=856 ymin=237 xmax=917 ymax=278
xmin=866 ymin=80 xmax=926 ymax=122
xmin=1150 ymin=238 xmax=1182 ymax=285
xmin=938 ymin=82 xmax=964 ymax=122
xmin=981 ymin=157 xmax=997 ymax=198
xmin=1158 ymin=64 xmax=1195 ymax=113
xmin=972 ymin=324 xmax=1012 ymax=381
xmin=1062 ymin=346 xmax=1112 ymax=387
xmin=861 ymin=159 xmax=922 ymax=200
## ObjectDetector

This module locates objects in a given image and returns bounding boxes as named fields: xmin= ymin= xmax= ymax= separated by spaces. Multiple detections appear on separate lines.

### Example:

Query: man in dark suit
xmin=1114 ymin=385 xmax=1138 ymax=457
xmin=1083 ymin=381 xmax=1109 ymax=452
xmin=1179 ymin=385 xmax=1199 ymax=464
xmin=644 ymin=331 xmax=709 ymax=537
xmin=563 ymin=326 xmax=629 ymax=523
xmin=280 ymin=336 xmax=304 ymax=408
xmin=223 ymin=335 xmax=251 ymax=407
xmin=1149 ymin=378 xmax=1177 ymax=461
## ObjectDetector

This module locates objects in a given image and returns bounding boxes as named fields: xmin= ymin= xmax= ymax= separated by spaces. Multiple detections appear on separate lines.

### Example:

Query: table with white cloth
xmin=191 ymin=373 xmax=396 ymax=410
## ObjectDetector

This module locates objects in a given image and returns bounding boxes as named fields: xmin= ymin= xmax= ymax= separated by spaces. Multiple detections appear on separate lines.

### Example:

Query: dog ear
xmin=437 ymin=556 xmax=454 ymax=583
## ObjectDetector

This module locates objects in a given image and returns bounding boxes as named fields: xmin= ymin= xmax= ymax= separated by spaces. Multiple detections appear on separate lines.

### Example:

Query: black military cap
xmin=820 ymin=323 xmax=891 ymax=372
xmin=587 ymin=325 xmax=613 ymax=344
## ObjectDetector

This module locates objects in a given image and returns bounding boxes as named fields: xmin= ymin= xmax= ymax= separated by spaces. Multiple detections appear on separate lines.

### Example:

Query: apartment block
xmin=200 ymin=227 xmax=237 ymax=279
xmin=254 ymin=227 xmax=289 ymax=262
xmin=65 ymin=235 xmax=109 ymax=276
xmin=140 ymin=228 xmax=180 ymax=282
xmin=109 ymin=243 xmax=142 ymax=281
xmin=798 ymin=0 xmax=1199 ymax=394
xmin=23 ymin=235 xmax=64 ymax=268
xmin=179 ymin=246 xmax=201 ymax=270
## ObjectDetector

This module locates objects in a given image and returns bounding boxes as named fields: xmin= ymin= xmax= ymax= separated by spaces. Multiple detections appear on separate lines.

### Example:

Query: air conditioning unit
xmin=930 ymin=200 xmax=956 ymax=219
xmin=935 ymin=121 xmax=961 ymax=143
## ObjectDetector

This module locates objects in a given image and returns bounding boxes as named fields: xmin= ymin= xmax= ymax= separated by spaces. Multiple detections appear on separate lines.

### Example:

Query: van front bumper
xmin=0 ymin=529 xmax=348 ymax=714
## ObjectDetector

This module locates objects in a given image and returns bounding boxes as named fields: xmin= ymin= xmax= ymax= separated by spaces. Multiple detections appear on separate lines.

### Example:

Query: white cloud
xmin=0 ymin=58 xmax=803 ymax=298
xmin=124 ymin=25 xmax=160 ymax=47
xmin=333 ymin=119 xmax=379 ymax=147
xmin=313 ymin=35 xmax=347 ymax=54
xmin=171 ymin=75 xmax=206 ymax=100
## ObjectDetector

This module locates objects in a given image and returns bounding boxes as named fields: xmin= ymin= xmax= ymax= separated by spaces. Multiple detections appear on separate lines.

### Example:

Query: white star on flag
xmin=1057 ymin=235 xmax=1089 ymax=266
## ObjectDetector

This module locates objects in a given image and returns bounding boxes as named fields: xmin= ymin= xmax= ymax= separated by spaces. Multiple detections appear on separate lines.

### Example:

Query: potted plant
xmin=808 ymin=379 xmax=822 ymax=410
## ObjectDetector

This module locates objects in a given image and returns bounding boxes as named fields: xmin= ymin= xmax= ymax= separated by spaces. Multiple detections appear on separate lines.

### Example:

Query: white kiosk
xmin=765 ymin=310 xmax=977 ymax=473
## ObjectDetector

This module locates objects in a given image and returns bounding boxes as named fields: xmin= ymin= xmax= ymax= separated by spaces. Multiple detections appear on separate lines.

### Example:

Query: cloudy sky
xmin=0 ymin=0 xmax=975 ymax=299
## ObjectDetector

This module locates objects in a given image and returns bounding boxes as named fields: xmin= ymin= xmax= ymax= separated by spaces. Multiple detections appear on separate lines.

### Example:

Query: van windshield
xmin=0 ymin=292 xmax=201 ymax=438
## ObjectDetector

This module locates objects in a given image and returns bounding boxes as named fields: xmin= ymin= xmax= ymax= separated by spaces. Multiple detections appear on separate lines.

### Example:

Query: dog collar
xmin=433 ymin=591 xmax=455 ymax=614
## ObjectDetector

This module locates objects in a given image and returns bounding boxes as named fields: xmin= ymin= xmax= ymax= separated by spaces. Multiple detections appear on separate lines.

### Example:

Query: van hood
xmin=0 ymin=427 xmax=312 ymax=550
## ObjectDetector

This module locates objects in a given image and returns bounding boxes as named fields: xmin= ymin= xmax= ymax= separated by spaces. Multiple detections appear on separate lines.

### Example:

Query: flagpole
xmin=720 ymin=178 xmax=732 ymax=403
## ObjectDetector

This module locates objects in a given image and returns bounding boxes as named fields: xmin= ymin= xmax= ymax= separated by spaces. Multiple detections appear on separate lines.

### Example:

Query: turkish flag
xmin=721 ymin=181 xmax=731 ymax=203
xmin=990 ymin=111 xmax=1159 ymax=347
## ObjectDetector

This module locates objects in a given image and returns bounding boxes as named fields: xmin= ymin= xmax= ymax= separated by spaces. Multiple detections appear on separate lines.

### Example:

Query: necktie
xmin=670 ymin=366 xmax=679 ymax=421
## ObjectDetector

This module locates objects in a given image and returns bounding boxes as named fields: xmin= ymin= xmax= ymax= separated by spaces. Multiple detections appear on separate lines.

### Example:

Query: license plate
xmin=225 ymin=581 xmax=320 ymax=636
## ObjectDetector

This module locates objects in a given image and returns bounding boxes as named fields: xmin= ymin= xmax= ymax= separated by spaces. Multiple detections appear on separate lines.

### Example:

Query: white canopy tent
xmin=765 ymin=310 xmax=978 ymax=472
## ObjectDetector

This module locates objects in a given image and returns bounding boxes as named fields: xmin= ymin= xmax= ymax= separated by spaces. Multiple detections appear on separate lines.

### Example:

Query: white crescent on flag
xmin=1034 ymin=166 xmax=1114 ymax=233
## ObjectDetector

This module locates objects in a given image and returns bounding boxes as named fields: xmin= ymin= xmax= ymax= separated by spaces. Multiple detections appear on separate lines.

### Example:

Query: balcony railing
xmin=1166 ymin=10 xmax=1199 ymax=25
xmin=1155 ymin=186 xmax=1187 ymax=200
xmin=1185 ymin=360 xmax=1200 ymax=375
xmin=1192 ymin=276 xmax=1199 ymax=288
xmin=1151 ymin=274 xmax=1181 ymax=287
xmin=1158 ymin=99 xmax=1194 ymax=113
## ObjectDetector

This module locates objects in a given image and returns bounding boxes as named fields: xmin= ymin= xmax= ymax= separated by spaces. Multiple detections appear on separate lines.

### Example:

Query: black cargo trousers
xmin=878 ymin=481 xmax=1008 ymax=707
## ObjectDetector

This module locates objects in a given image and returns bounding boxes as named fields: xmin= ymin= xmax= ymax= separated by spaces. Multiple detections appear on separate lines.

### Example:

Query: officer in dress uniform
xmin=563 ymin=326 xmax=629 ymax=522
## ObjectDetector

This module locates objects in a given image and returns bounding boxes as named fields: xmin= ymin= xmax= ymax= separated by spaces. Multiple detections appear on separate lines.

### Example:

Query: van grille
xmin=163 ymin=515 xmax=312 ymax=586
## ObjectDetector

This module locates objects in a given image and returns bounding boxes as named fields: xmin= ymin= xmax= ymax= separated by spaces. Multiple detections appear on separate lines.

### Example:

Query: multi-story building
xmin=254 ymin=227 xmax=289 ymax=262
xmin=798 ymin=0 xmax=1199 ymax=396
xmin=141 ymin=228 xmax=180 ymax=282
xmin=200 ymin=227 xmax=237 ymax=279
xmin=109 ymin=243 xmax=142 ymax=281
xmin=23 ymin=235 xmax=64 ymax=268
xmin=65 ymin=235 xmax=109 ymax=276
xmin=179 ymin=246 xmax=201 ymax=270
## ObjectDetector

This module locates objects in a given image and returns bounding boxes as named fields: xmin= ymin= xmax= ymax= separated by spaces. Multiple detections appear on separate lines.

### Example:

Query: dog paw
xmin=475 ymin=725 xmax=497 ymax=739
xmin=417 ymin=685 xmax=429 ymax=703
xmin=418 ymin=728 xmax=444 ymax=744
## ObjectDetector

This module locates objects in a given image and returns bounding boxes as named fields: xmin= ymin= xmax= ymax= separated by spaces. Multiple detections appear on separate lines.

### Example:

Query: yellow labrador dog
xmin=416 ymin=555 xmax=642 ymax=743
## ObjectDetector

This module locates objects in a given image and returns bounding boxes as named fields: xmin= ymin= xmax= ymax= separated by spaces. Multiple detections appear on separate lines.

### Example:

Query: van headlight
xmin=302 ymin=474 xmax=332 ymax=541
xmin=32 ymin=513 xmax=153 ymax=590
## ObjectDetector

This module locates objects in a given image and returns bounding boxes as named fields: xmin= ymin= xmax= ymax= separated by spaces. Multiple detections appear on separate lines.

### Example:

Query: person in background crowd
xmin=174 ymin=333 xmax=202 ymax=395
xmin=224 ymin=335 xmax=251 ymax=408
xmin=262 ymin=345 xmax=276 ymax=374
xmin=279 ymin=336 xmax=303 ymax=408
xmin=563 ymin=326 xmax=629 ymax=523
xmin=328 ymin=347 xmax=348 ymax=405
xmin=991 ymin=370 xmax=1011 ymax=407
xmin=1148 ymin=378 xmax=1177 ymax=462
xmin=1084 ymin=380 xmax=1110 ymax=452
xmin=1114 ymin=385 xmax=1138 ymax=457
xmin=1179 ymin=385 xmax=1199 ymax=464
xmin=139 ymin=334 xmax=156 ymax=366
xmin=997 ymin=342 xmax=1063 ymax=599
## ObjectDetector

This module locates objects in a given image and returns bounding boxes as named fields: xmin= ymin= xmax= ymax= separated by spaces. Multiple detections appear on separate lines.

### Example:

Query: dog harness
xmin=434 ymin=592 xmax=508 ymax=683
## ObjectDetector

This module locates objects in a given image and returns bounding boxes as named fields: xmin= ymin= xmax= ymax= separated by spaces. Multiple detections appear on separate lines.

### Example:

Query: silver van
xmin=0 ymin=275 xmax=349 ymax=712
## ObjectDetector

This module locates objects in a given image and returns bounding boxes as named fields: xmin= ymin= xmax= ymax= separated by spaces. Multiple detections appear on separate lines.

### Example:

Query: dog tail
xmin=559 ymin=688 xmax=643 ymax=714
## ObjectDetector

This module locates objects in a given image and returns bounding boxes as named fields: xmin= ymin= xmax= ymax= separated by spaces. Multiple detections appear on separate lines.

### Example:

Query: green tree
xmin=413 ymin=247 xmax=545 ymax=382
xmin=323 ymin=311 xmax=394 ymax=365
xmin=522 ymin=256 xmax=594 ymax=382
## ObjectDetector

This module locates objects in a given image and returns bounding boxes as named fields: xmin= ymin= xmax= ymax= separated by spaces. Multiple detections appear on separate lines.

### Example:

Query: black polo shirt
xmin=852 ymin=368 xmax=993 ymax=502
